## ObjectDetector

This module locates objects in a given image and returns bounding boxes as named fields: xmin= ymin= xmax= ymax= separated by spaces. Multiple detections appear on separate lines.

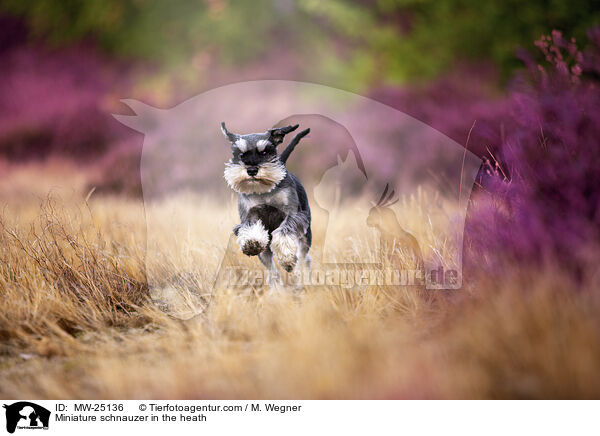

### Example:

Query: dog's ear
xmin=221 ymin=122 xmax=240 ymax=143
xmin=268 ymin=124 xmax=299 ymax=145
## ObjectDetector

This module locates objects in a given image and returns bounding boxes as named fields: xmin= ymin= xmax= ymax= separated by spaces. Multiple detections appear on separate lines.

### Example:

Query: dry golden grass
xmin=0 ymin=162 xmax=599 ymax=399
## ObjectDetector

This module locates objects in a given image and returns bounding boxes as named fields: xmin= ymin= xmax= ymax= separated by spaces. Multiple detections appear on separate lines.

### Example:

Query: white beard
xmin=224 ymin=159 xmax=286 ymax=194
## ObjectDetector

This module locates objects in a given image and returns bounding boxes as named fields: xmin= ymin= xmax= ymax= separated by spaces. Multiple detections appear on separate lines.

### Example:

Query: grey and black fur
xmin=222 ymin=122 xmax=311 ymax=285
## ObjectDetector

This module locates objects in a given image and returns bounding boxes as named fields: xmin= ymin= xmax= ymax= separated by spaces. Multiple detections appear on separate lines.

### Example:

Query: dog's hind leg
xmin=299 ymin=237 xmax=311 ymax=272
xmin=293 ymin=237 xmax=311 ymax=289
xmin=258 ymin=247 xmax=282 ymax=289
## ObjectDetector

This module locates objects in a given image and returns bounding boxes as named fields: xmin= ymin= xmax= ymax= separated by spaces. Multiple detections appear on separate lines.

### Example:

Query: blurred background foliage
xmin=2 ymin=0 xmax=599 ymax=91
xmin=1 ymin=0 xmax=600 ymax=196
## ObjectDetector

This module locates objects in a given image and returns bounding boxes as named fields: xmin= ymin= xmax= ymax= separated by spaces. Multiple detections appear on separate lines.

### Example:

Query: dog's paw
xmin=242 ymin=240 xmax=264 ymax=256
xmin=271 ymin=230 xmax=298 ymax=272
xmin=280 ymin=258 xmax=297 ymax=273
xmin=237 ymin=221 xmax=268 ymax=256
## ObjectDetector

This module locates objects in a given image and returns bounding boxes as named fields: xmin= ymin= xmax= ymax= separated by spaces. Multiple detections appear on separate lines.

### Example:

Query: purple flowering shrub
xmin=0 ymin=16 xmax=132 ymax=162
xmin=370 ymin=64 xmax=510 ymax=161
xmin=465 ymin=30 xmax=600 ymax=281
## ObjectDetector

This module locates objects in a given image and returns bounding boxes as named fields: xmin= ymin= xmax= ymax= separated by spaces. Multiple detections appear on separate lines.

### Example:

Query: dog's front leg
xmin=234 ymin=219 xmax=269 ymax=256
xmin=258 ymin=248 xmax=283 ymax=290
xmin=271 ymin=212 xmax=309 ymax=272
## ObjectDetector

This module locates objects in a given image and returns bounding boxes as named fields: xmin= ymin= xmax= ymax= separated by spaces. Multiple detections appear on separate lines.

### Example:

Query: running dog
xmin=222 ymin=122 xmax=311 ymax=285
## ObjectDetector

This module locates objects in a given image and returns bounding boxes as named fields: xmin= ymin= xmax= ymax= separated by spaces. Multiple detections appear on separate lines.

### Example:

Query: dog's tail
xmin=279 ymin=128 xmax=310 ymax=165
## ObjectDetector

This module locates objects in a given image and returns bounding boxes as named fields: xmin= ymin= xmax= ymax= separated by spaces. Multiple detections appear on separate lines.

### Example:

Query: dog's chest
xmin=240 ymin=188 xmax=294 ymax=214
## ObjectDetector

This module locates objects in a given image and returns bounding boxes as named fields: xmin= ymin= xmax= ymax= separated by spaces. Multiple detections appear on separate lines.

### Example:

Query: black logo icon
xmin=3 ymin=402 xmax=50 ymax=434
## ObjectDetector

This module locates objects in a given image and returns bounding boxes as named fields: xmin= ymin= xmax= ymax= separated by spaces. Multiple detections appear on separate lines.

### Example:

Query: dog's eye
xmin=260 ymin=150 xmax=267 ymax=155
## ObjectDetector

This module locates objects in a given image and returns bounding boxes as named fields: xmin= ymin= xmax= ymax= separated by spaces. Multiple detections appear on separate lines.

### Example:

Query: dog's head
xmin=221 ymin=122 xmax=298 ymax=194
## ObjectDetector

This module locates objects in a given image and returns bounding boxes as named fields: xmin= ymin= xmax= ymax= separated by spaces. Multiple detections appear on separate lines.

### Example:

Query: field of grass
xmin=1 ymin=162 xmax=599 ymax=399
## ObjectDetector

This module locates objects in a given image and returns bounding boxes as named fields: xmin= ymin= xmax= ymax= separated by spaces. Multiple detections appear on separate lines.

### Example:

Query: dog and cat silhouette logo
xmin=3 ymin=402 xmax=50 ymax=433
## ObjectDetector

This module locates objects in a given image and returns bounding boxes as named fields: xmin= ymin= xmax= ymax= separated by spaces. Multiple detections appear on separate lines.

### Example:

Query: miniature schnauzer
xmin=221 ymin=122 xmax=312 ymax=285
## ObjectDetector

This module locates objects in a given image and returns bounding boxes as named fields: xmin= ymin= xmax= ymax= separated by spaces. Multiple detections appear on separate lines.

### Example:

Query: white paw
xmin=237 ymin=220 xmax=269 ymax=256
xmin=271 ymin=230 xmax=298 ymax=272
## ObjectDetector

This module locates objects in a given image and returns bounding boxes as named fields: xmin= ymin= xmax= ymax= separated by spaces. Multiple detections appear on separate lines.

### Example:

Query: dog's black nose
xmin=247 ymin=166 xmax=259 ymax=177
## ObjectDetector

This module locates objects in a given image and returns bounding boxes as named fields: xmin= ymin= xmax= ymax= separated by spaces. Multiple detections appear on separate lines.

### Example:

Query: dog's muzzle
xmin=224 ymin=159 xmax=286 ymax=194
